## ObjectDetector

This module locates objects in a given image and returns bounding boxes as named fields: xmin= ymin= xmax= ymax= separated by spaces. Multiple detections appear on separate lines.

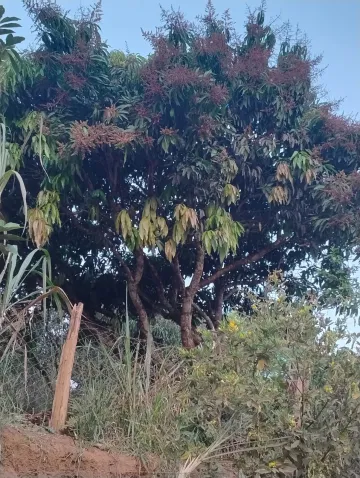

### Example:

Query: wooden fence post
xmin=50 ymin=302 xmax=83 ymax=431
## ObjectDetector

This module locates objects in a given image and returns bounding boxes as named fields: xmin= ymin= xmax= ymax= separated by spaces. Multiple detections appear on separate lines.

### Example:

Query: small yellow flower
xmin=323 ymin=385 xmax=333 ymax=394
xmin=288 ymin=416 xmax=296 ymax=428
xmin=268 ymin=461 xmax=277 ymax=468
xmin=228 ymin=320 xmax=239 ymax=331
xmin=251 ymin=304 xmax=257 ymax=310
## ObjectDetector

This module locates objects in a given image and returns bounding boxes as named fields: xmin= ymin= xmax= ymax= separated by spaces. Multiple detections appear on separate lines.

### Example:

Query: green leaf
xmin=0 ymin=17 xmax=21 ymax=23
xmin=0 ymin=233 xmax=26 ymax=241
xmin=0 ymin=29 xmax=15 ymax=35
xmin=0 ymin=170 xmax=28 ymax=229
xmin=6 ymin=34 xmax=24 ymax=46
xmin=0 ymin=220 xmax=22 ymax=232
xmin=2 ymin=23 xmax=21 ymax=30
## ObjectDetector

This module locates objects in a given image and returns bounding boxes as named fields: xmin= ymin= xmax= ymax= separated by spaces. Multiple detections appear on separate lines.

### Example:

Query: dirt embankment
xmin=0 ymin=425 xmax=151 ymax=478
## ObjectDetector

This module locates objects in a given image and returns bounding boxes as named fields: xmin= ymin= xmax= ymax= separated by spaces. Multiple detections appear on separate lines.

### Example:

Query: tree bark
xmin=128 ymin=280 xmax=150 ymax=341
xmin=192 ymin=302 xmax=215 ymax=330
xmin=213 ymin=280 xmax=225 ymax=329
xmin=128 ymin=248 xmax=151 ymax=341
xmin=180 ymin=292 xmax=196 ymax=348
xmin=179 ymin=239 xmax=205 ymax=348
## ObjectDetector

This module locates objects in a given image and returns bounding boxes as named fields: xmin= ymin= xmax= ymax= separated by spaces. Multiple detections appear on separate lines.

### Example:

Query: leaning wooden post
xmin=50 ymin=302 xmax=83 ymax=431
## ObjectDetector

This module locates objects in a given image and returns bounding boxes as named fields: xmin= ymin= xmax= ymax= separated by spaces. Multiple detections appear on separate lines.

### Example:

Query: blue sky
xmin=3 ymin=0 xmax=360 ymax=339
xmin=4 ymin=0 xmax=360 ymax=117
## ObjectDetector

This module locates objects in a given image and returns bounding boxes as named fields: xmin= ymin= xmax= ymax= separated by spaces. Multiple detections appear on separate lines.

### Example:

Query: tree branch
xmin=193 ymin=302 xmax=215 ymax=330
xmin=133 ymin=248 xmax=145 ymax=285
xmin=199 ymin=235 xmax=289 ymax=289
xmin=172 ymin=254 xmax=185 ymax=294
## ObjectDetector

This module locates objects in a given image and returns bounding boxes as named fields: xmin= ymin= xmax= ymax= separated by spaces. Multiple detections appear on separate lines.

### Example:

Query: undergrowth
xmin=1 ymin=285 xmax=360 ymax=476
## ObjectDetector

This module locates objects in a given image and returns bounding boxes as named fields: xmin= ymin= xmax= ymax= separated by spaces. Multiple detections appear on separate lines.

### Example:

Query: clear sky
xmin=3 ymin=0 xmax=360 ymax=117
xmin=3 ymin=0 xmax=360 ymax=341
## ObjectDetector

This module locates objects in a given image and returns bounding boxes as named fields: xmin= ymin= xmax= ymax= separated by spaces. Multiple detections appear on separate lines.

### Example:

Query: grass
xmin=69 ymin=342 xmax=184 ymax=457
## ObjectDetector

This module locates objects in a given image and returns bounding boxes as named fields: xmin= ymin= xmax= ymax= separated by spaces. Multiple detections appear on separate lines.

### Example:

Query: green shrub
xmin=177 ymin=291 xmax=360 ymax=476
xmin=1 ymin=288 xmax=360 ymax=476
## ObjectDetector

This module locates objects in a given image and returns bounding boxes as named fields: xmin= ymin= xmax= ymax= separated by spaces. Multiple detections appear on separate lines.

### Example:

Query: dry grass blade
xmin=177 ymin=427 xmax=235 ymax=478
xmin=0 ymin=285 xmax=71 ymax=362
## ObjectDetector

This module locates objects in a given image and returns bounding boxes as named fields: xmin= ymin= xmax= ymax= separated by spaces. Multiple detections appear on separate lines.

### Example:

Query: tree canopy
xmin=2 ymin=0 xmax=360 ymax=347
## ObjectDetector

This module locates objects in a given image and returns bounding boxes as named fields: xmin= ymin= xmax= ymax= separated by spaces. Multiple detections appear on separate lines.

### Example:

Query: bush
xmin=178 ymin=292 xmax=360 ymax=476
xmin=1 ymin=288 xmax=360 ymax=476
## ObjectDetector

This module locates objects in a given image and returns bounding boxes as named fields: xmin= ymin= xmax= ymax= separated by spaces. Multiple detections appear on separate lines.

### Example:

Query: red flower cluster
xmin=317 ymin=107 xmax=360 ymax=152
xmin=60 ymin=39 xmax=92 ymax=69
xmin=59 ymin=52 xmax=88 ymax=69
xmin=324 ymin=171 xmax=360 ymax=204
xmin=64 ymin=71 xmax=86 ymax=90
xmin=134 ymin=103 xmax=150 ymax=118
xmin=268 ymin=55 xmax=311 ymax=86
xmin=226 ymin=47 xmax=270 ymax=80
xmin=194 ymin=32 xmax=229 ymax=56
xmin=164 ymin=65 xmax=204 ymax=88
xmin=329 ymin=212 xmax=358 ymax=229
xmin=197 ymin=115 xmax=217 ymax=140
xmin=160 ymin=127 xmax=177 ymax=136
xmin=320 ymin=107 xmax=360 ymax=135
xmin=141 ymin=136 xmax=155 ymax=147
xmin=70 ymin=121 xmax=137 ymax=156
xmin=209 ymin=84 xmax=229 ymax=105
xmin=144 ymin=34 xmax=180 ymax=69
xmin=141 ymin=67 xmax=165 ymax=100
xmin=151 ymin=113 xmax=162 ymax=125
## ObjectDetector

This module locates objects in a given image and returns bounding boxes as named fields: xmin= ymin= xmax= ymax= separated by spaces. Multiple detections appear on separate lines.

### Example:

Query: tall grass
xmin=69 ymin=341 xmax=183 ymax=456
xmin=65 ymin=284 xmax=186 ymax=469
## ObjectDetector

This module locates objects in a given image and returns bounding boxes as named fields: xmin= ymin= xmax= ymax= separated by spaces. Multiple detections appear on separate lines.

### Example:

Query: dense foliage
xmin=2 ymin=281 xmax=360 ymax=477
xmin=0 ymin=3 xmax=360 ymax=475
xmin=1 ymin=1 xmax=360 ymax=349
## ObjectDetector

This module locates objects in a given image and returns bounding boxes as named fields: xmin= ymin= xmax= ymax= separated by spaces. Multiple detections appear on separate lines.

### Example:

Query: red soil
xmin=0 ymin=425 xmax=150 ymax=478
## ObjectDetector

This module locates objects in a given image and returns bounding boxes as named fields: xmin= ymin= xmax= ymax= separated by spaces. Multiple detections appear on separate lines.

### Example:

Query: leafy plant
xmin=0 ymin=120 xmax=27 ymax=228
xmin=0 ymin=243 xmax=70 ymax=363
xmin=0 ymin=6 xmax=24 ymax=69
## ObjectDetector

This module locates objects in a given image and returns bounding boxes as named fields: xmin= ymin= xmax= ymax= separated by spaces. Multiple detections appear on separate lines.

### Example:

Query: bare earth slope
xmin=0 ymin=426 xmax=149 ymax=478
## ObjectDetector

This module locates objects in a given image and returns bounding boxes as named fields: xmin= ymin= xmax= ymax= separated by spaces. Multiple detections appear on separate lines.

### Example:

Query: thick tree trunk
xmin=213 ymin=281 xmax=225 ymax=329
xmin=180 ymin=292 xmax=196 ymax=349
xmin=128 ymin=280 xmax=150 ymax=341
xmin=179 ymin=239 xmax=205 ymax=349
